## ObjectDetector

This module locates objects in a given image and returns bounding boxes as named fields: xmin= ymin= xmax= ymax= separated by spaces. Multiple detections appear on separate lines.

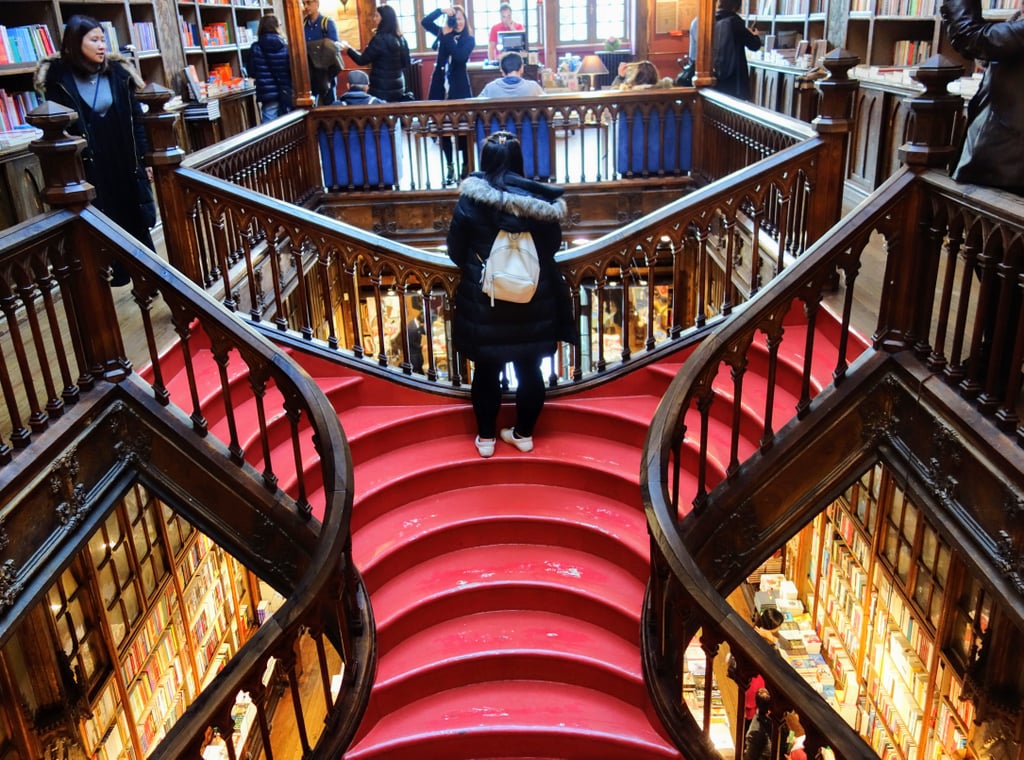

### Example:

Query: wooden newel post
xmin=137 ymin=84 xmax=205 ymax=285
xmin=899 ymin=55 xmax=964 ymax=169
xmin=25 ymin=101 xmax=94 ymax=209
xmin=26 ymin=102 xmax=130 ymax=383
xmin=808 ymin=49 xmax=860 ymax=244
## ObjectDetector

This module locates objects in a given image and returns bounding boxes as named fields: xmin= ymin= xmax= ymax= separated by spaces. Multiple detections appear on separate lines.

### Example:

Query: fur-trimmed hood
xmin=458 ymin=175 xmax=567 ymax=224
xmin=35 ymin=52 xmax=145 ymax=93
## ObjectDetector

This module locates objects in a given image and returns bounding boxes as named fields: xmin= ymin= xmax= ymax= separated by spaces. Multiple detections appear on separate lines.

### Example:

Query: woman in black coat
xmin=341 ymin=5 xmax=411 ymax=103
xmin=942 ymin=0 xmax=1024 ymax=192
xmin=447 ymin=131 xmax=575 ymax=458
xmin=37 ymin=14 xmax=155 ymax=284
xmin=712 ymin=0 xmax=761 ymax=100
xmin=421 ymin=5 xmax=475 ymax=184
xmin=249 ymin=15 xmax=293 ymax=122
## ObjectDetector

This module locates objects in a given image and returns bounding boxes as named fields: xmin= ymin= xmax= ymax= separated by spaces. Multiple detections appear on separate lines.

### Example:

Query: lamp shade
xmin=577 ymin=54 xmax=609 ymax=76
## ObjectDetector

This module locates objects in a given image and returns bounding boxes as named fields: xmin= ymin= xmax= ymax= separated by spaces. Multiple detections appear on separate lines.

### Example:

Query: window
xmin=48 ymin=560 xmax=111 ymax=694
xmin=389 ymin=0 xmax=540 ymax=54
xmin=557 ymin=0 xmax=628 ymax=46
xmin=391 ymin=0 xmax=628 ymax=55
xmin=949 ymin=575 xmax=990 ymax=668
xmin=913 ymin=521 xmax=949 ymax=628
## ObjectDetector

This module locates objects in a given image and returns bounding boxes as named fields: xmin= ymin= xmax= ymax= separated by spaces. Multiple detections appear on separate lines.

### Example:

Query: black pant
xmin=441 ymin=135 xmax=469 ymax=171
xmin=471 ymin=358 xmax=545 ymax=438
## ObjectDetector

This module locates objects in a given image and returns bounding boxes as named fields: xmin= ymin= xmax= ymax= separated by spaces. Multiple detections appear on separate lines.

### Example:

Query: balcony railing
xmin=641 ymin=60 xmax=1024 ymax=759
xmin=148 ymin=68 xmax=858 ymax=394
xmin=0 ymin=109 xmax=372 ymax=757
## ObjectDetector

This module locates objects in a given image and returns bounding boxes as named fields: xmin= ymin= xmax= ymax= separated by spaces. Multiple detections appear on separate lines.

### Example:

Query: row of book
xmin=0 ymin=24 xmax=56 ymax=65
xmin=180 ymin=16 xmax=203 ymax=48
xmin=875 ymin=0 xmax=939 ymax=14
xmin=203 ymin=22 xmax=234 ymax=47
xmin=851 ymin=0 xmax=937 ymax=12
xmin=133 ymin=21 xmax=159 ymax=52
xmin=0 ymin=89 xmax=40 ymax=132
xmin=893 ymin=39 xmax=932 ymax=65
xmin=754 ymin=0 xmax=825 ymax=15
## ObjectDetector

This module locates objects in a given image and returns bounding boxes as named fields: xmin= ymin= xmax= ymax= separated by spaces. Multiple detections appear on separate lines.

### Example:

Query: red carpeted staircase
xmin=154 ymin=301 xmax=859 ymax=759
xmin=290 ymin=350 xmax=688 ymax=760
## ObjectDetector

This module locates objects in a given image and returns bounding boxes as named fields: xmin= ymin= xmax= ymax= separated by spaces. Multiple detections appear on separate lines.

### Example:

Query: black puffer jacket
xmin=941 ymin=0 xmax=1024 ymax=191
xmin=447 ymin=174 xmax=576 ymax=363
xmin=344 ymin=32 xmax=410 ymax=102
xmin=249 ymin=32 xmax=293 ymax=109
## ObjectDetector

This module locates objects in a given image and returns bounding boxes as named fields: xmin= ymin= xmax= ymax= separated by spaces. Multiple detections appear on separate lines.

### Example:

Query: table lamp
xmin=577 ymin=54 xmax=609 ymax=91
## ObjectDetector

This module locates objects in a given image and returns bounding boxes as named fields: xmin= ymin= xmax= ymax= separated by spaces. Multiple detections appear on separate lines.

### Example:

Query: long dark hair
xmin=60 ymin=15 xmax=106 ymax=76
xmin=257 ymin=14 xmax=281 ymax=37
xmin=376 ymin=5 xmax=402 ymax=37
xmin=479 ymin=131 xmax=524 ymax=189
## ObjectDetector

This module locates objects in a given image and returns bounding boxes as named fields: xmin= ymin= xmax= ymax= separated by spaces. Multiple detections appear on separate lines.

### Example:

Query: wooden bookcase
xmin=64 ymin=483 xmax=262 ymax=760
xmin=747 ymin=0 xmax=827 ymax=52
xmin=784 ymin=464 xmax=980 ymax=760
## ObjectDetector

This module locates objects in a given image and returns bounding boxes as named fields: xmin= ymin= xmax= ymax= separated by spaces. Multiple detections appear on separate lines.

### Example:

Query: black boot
xmin=444 ymin=163 xmax=456 ymax=186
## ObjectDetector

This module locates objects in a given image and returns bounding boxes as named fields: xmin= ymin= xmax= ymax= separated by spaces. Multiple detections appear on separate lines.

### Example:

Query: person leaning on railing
xmin=941 ymin=0 xmax=1024 ymax=193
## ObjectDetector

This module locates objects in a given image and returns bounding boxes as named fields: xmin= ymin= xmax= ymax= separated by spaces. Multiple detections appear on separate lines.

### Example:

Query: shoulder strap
xmin=321 ymin=16 xmax=329 ymax=36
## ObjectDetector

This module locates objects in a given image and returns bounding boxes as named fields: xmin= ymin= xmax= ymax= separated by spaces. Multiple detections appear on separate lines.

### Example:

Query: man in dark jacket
xmin=942 ymin=0 xmax=1024 ymax=193
xmin=446 ymin=131 xmax=575 ymax=458
xmin=248 ymin=15 xmax=293 ymax=122
xmin=339 ymin=70 xmax=383 ymax=105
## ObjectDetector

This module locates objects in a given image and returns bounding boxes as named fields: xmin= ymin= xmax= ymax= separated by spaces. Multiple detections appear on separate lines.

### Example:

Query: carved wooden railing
xmin=0 ymin=106 xmax=372 ymax=758
xmin=149 ymin=62 xmax=859 ymax=393
xmin=640 ymin=60 xmax=1024 ymax=759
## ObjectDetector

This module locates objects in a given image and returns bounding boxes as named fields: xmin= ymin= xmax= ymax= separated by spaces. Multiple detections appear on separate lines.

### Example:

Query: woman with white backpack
xmin=446 ymin=132 xmax=576 ymax=458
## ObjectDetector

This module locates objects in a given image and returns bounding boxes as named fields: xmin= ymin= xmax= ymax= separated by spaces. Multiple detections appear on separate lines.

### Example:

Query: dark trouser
xmin=441 ymin=135 xmax=469 ymax=170
xmin=471 ymin=358 xmax=545 ymax=438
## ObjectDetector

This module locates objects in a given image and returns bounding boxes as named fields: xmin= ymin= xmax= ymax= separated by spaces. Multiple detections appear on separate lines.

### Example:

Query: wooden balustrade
xmin=640 ymin=65 xmax=1024 ymax=760
xmin=0 ymin=73 xmax=871 ymax=758
xmin=0 ymin=105 xmax=372 ymax=756
xmin=149 ymin=87 xmax=842 ymax=393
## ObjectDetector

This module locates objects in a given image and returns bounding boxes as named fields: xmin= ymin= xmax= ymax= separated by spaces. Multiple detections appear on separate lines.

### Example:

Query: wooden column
xmin=285 ymin=0 xmax=315 ymax=109
xmin=137 ymin=84 xmax=203 ymax=286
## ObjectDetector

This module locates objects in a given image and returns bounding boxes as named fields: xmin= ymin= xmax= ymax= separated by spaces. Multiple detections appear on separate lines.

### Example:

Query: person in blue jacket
xmin=248 ymin=15 xmax=293 ymax=122
xmin=421 ymin=5 xmax=475 ymax=184
xmin=303 ymin=0 xmax=340 ymax=105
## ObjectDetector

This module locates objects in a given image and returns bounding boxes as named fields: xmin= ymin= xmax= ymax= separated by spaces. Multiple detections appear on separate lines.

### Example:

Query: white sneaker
xmin=475 ymin=436 xmax=496 ymax=458
xmin=500 ymin=428 xmax=534 ymax=452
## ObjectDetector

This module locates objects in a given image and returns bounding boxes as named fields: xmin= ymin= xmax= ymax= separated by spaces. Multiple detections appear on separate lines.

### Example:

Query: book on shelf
xmin=0 ymin=24 xmax=56 ymax=64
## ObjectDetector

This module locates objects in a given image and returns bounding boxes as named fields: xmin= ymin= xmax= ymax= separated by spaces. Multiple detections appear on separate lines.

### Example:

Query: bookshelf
xmin=176 ymin=0 xmax=272 ymax=85
xmin=767 ymin=464 xmax=980 ymax=760
xmin=748 ymin=0 xmax=827 ymax=56
xmin=64 ymin=484 xmax=263 ymax=759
